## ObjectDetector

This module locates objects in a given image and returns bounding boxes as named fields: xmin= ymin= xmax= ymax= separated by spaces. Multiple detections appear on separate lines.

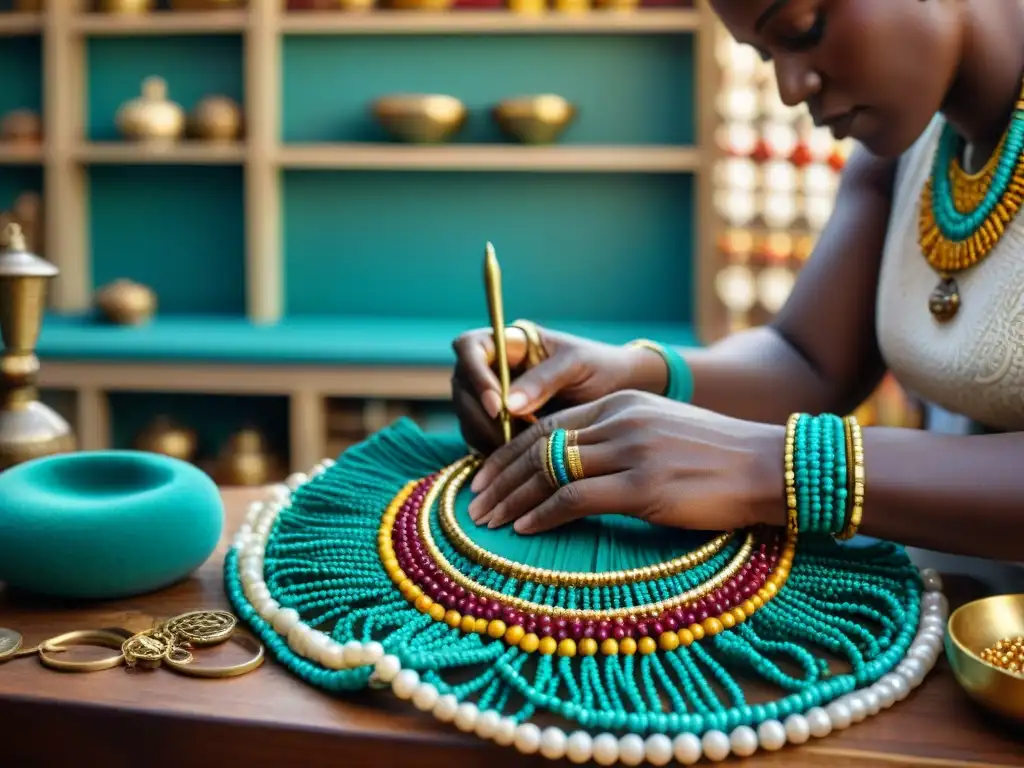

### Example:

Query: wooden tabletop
xmin=1 ymin=488 xmax=1022 ymax=768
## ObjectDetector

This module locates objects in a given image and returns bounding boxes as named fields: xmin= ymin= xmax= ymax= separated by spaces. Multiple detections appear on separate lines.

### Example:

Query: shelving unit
xmin=1 ymin=0 xmax=719 ymax=476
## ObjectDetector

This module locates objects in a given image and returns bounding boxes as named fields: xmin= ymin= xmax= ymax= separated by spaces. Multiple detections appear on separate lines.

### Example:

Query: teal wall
xmin=282 ymin=34 xmax=694 ymax=145
xmin=283 ymin=170 xmax=694 ymax=323
xmin=0 ymin=33 xmax=42 ymax=211
xmin=0 ymin=166 xmax=41 ymax=211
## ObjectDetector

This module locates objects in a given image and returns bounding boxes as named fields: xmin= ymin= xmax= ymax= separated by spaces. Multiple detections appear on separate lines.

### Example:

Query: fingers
xmin=451 ymin=375 xmax=504 ymax=455
xmin=514 ymin=473 xmax=636 ymax=535
xmin=470 ymin=401 xmax=600 ymax=491
xmin=452 ymin=327 xmax=529 ymax=419
xmin=504 ymin=351 xmax=583 ymax=416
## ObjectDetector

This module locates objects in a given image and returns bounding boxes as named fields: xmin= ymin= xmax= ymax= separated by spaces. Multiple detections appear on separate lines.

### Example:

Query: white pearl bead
xmin=513 ymin=723 xmax=542 ymax=755
xmin=757 ymin=720 xmax=787 ymax=751
xmin=909 ymin=644 xmax=935 ymax=663
xmin=432 ymin=694 xmax=459 ymax=723
xmin=872 ymin=680 xmax=897 ymax=710
xmin=454 ymin=702 xmax=479 ymax=733
xmin=644 ymin=734 xmax=674 ymax=766
xmin=862 ymin=689 xmax=881 ymax=716
xmin=591 ymin=733 xmax=619 ymax=766
xmin=672 ymin=733 xmax=702 ymax=764
xmin=342 ymin=641 xmax=364 ymax=666
xmin=701 ymin=730 xmax=731 ymax=762
xmin=618 ymin=734 xmax=645 ymax=766
xmin=322 ymin=457 xmax=335 ymax=467
xmin=920 ymin=568 xmax=943 ymax=592
xmin=806 ymin=707 xmax=833 ymax=738
xmin=253 ymin=597 xmax=278 ymax=620
xmin=475 ymin=710 xmax=501 ymax=740
xmin=271 ymin=607 xmax=300 ymax=635
xmin=247 ymin=584 xmax=271 ymax=604
xmin=565 ymin=731 xmax=594 ymax=764
xmin=362 ymin=641 xmax=385 ymax=663
xmin=729 ymin=725 xmax=758 ymax=757
xmin=391 ymin=669 xmax=419 ymax=700
xmin=899 ymin=658 xmax=925 ymax=686
xmin=411 ymin=683 xmax=439 ymax=712
xmin=286 ymin=472 xmax=308 ymax=490
xmin=783 ymin=714 xmax=810 ymax=745
xmin=493 ymin=717 xmax=517 ymax=747
xmin=374 ymin=654 xmax=401 ymax=682
xmin=848 ymin=694 xmax=868 ymax=723
xmin=322 ymin=643 xmax=346 ymax=670
xmin=286 ymin=625 xmax=310 ymax=656
xmin=825 ymin=700 xmax=852 ymax=730
xmin=885 ymin=673 xmax=910 ymax=701
xmin=921 ymin=615 xmax=946 ymax=633
xmin=269 ymin=484 xmax=291 ymax=503
xmin=539 ymin=727 xmax=568 ymax=760
xmin=922 ymin=591 xmax=949 ymax=617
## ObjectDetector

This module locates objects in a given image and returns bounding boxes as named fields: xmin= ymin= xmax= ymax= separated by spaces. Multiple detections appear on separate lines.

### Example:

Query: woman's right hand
xmin=451 ymin=324 xmax=667 ymax=454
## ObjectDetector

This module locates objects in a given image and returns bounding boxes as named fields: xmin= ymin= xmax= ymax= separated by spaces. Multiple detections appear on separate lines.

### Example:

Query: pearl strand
xmin=233 ymin=464 xmax=948 ymax=766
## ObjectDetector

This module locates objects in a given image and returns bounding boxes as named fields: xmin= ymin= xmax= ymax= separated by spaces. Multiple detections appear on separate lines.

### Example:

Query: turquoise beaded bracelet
xmin=627 ymin=339 xmax=694 ymax=403
xmin=789 ymin=413 xmax=852 ymax=536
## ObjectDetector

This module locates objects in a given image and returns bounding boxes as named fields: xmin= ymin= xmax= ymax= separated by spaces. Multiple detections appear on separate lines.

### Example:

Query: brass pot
xmin=493 ymin=94 xmax=577 ymax=144
xmin=116 ymin=77 xmax=186 ymax=145
xmin=0 ymin=110 xmax=42 ymax=145
xmin=189 ymin=95 xmax=243 ymax=142
xmin=371 ymin=94 xmax=467 ymax=144
xmin=216 ymin=428 xmax=274 ymax=487
xmin=95 ymin=279 xmax=157 ymax=326
xmin=97 ymin=0 xmax=156 ymax=12
xmin=134 ymin=416 xmax=198 ymax=463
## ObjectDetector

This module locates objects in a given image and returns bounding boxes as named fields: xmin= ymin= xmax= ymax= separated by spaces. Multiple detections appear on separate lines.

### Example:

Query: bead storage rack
xmin=224 ymin=420 xmax=949 ymax=766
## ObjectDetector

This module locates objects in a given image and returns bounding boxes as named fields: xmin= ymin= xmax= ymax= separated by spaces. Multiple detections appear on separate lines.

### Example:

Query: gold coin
xmin=0 ymin=628 xmax=23 ymax=660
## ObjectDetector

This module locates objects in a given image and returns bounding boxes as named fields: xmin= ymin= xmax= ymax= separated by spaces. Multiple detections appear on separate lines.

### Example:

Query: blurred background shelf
xmin=71 ymin=10 xmax=248 ymax=35
xmin=0 ymin=145 xmax=42 ymax=164
xmin=0 ymin=11 xmax=40 ymax=35
xmin=74 ymin=141 xmax=246 ymax=164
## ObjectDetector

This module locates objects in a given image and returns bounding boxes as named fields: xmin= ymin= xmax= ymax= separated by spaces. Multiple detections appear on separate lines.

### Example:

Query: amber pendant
xmin=928 ymin=275 xmax=961 ymax=322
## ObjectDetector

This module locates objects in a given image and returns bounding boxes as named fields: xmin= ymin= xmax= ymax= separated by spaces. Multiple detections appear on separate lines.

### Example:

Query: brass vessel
xmin=0 ymin=110 xmax=42 ymax=146
xmin=372 ymin=94 xmax=467 ymax=144
xmin=384 ymin=0 xmax=453 ymax=9
xmin=171 ymin=0 xmax=246 ymax=8
xmin=116 ymin=77 xmax=186 ymax=145
xmin=493 ymin=95 xmax=577 ymax=144
xmin=95 ymin=278 xmax=157 ymax=325
xmin=0 ymin=223 xmax=75 ymax=471
xmin=97 ymin=0 xmax=155 ymax=12
xmin=216 ymin=428 xmax=275 ymax=486
xmin=188 ymin=95 xmax=243 ymax=142
xmin=945 ymin=593 xmax=1024 ymax=723
xmin=134 ymin=416 xmax=198 ymax=463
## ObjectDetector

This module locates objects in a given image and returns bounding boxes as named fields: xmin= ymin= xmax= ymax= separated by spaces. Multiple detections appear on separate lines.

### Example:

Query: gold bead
xmin=557 ymin=638 xmax=577 ymax=657
xmin=519 ymin=633 xmax=540 ymax=653
xmin=487 ymin=620 xmax=507 ymax=639
xmin=474 ymin=618 xmax=489 ymax=634
xmin=638 ymin=637 xmax=658 ymax=655
xmin=579 ymin=638 xmax=598 ymax=656
xmin=428 ymin=603 xmax=446 ymax=622
xmin=658 ymin=632 xmax=680 ymax=651
xmin=445 ymin=610 xmax=462 ymax=628
xmin=415 ymin=595 xmax=433 ymax=613
xmin=703 ymin=618 xmax=724 ymax=636
xmin=689 ymin=623 xmax=706 ymax=641
xmin=460 ymin=615 xmax=477 ymax=633
xmin=601 ymin=638 xmax=620 ymax=656
xmin=505 ymin=625 xmax=525 ymax=646
xmin=619 ymin=637 xmax=638 ymax=656
xmin=677 ymin=628 xmax=695 ymax=647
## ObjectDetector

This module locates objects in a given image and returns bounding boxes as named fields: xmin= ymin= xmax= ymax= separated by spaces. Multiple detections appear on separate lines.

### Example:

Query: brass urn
xmin=116 ymin=77 xmax=186 ymax=145
xmin=134 ymin=416 xmax=198 ymax=463
xmin=216 ymin=428 xmax=274 ymax=486
xmin=95 ymin=278 xmax=157 ymax=325
xmin=0 ymin=223 xmax=76 ymax=470
xmin=189 ymin=95 xmax=243 ymax=142
xmin=97 ymin=0 xmax=155 ymax=12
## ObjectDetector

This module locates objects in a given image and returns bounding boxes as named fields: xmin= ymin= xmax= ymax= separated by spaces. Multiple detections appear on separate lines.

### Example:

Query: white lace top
xmin=876 ymin=117 xmax=1024 ymax=432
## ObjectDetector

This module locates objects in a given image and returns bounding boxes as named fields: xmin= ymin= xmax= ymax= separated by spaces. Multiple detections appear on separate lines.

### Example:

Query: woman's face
xmin=711 ymin=0 xmax=962 ymax=157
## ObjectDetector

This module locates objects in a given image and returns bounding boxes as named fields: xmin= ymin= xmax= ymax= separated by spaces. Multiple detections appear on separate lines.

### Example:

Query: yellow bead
xmin=538 ymin=637 xmax=558 ymax=656
xmin=765 ymin=582 xmax=778 ymax=596
xmin=474 ymin=618 xmax=489 ymax=634
xmin=444 ymin=610 xmax=462 ymax=628
xmin=505 ymin=625 xmax=525 ymax=646
xmin=741 ymin=599 xmax=757 ymax=615
xmin=557 ymin=639 xmax=577 ymax=657
xmin=703 ymin=618 xmax=724 ymax=636
xmin=382 ymin=557 xmax=399 ymax=573
xmin=487 ymin=620 xmax=507 ymax=639
xmin=428 ymin=603 xmax=446 ymax=622
xmin=720 ymin=612 xmax=736 ymax=630
xmin=601 ymin=638 xmax=620 ymax=656
xmin=415 ymin=595 xmax=433 ymax=613
xmin=519 ymin=633 xmax=540 ymax=653
xmin=731 ymin=607 xmax=747 ymax=624
xmin=658 ymin=632 xmax=680 ymax=651
xmin=460 ymin=615 xmax=477 ymax=634
xmin=638 ymin=637 xmax=658 ymax=655
xmin=407 ymin=585 xmax=424 ymax=601
xmin=399 ymin=579 xmax=415 ymax=597
xmin=579 ymin=638 xmax=599 ymax=656
xmin=677 ymin=628 xmax=694 ymax=647
xmin=619 ymin=637 xmax=638 ymax=656
xmin=689 ymin=623 xmax=705 ymax=641
xmin=750 ymin=596 xmax=763 ymax=609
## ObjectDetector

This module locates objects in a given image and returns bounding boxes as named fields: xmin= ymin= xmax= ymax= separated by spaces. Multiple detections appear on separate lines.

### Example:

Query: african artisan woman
xmin=452 ymin=0 xmax=1024 ymax=579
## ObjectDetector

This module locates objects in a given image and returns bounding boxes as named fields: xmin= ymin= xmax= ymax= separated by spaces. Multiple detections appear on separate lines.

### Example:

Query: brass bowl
xmin=384 ymin=0 xmax=454 ymax=10
xmin=945 ymin=593 xmax=1024 ymax=723
xmin=371 ymin=94 xmax=466 ymax=144
xmin=493 ymin=94 xmax=577 ymax=145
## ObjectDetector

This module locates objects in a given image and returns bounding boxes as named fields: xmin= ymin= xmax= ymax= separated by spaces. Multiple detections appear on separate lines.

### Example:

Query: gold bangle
xmin=783 ymin=413 xmax=799 ymax=535
xmin=510 ymin=319 xmax=547 ymax=367
xmin=163 ymin=631 xmax=265 ymax=679
xmin=564 ymin=429 xmax=585 ymax=481
xmin=38 ymin=628 xmax=134 ymax=673
xmin=836 ymin=416 xmax=864 ymax=540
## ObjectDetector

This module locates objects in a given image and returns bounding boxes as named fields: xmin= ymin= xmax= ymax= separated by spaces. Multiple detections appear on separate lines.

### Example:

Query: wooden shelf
xmin=74 ymin=142 xmax=246 ymax=165
xmin=277 ymin=143 xmax=702 ymax=172
xmin=279 ymin=9 xmax=700 ymax=35
xmin=0 ymin=144 xmax=43 ymax=165
xmin=71 ymin=10 xmax=248 ymax=36
xmin=0 ymin=12 xmax=41 ymax=35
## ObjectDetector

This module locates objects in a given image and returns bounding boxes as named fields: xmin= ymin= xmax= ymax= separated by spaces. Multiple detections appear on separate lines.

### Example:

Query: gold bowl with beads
xmin=945 ymin=593 xmax=1024 ymax=722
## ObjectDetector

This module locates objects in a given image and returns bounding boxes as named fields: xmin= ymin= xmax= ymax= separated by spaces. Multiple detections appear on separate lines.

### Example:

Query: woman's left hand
xmin=467 ymin=390 xmax=786 ymax=535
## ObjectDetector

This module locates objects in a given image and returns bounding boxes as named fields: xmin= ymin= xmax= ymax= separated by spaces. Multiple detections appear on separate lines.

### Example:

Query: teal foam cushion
xmin=0 ymin=450 xmax=223 ymax=599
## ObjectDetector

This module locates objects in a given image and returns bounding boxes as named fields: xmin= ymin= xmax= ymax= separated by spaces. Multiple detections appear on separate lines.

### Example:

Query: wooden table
xmin=1 ymin=489 xmax=1022 ymax=768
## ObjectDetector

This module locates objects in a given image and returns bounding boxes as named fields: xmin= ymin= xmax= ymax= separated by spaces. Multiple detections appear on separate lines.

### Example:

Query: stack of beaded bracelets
xmin=626 ymin=339 xmax=694 ymax=403
xmin=543 ymin=428 xmax=584 ymax=488
xmin=784 ymin=413 xmax=865 ymax=540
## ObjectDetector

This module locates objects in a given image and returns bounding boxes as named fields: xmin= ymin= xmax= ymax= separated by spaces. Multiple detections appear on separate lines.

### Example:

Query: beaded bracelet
xmin=627 ymin=339 xmax=694 ymax=403
xmin=786 ymin=413 xmax=860 ymax=538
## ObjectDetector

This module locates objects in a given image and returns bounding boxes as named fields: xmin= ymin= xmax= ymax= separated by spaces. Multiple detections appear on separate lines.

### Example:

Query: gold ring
xmin=38 ymin=628 xmax=133 ymax=673
xmin=510 ymin=319 xmax=548 ymax=367
xmin=565 ymin=429 xmax=585 ymax=481
xmin=541 ymin=433 xmax=560 ymax=489
xmin=163 ymin=631 xmax=265 ymax=679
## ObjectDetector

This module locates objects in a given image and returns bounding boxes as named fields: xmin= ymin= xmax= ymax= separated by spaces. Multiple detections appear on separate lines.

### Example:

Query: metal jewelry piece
xmin=38 ymin=628 xmax=135 ymax=673
xmin=509 ymin=318 xmax=548 ymax=368
xmin=163 ymin=610 xmax=237 ymax=647
xmin=162 ymin=631 xmax=265 ymax=679
xmin=564 ymin=429 xmax=585 ymax=481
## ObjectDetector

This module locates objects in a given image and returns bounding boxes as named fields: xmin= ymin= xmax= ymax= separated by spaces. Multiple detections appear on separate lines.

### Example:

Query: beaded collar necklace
xmin=225 ymin=419 xmax=947 ymax=764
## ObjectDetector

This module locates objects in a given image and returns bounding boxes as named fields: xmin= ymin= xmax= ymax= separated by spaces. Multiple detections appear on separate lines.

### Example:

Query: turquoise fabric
xmin=0 ymin=450 xmax=223 ymax=599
